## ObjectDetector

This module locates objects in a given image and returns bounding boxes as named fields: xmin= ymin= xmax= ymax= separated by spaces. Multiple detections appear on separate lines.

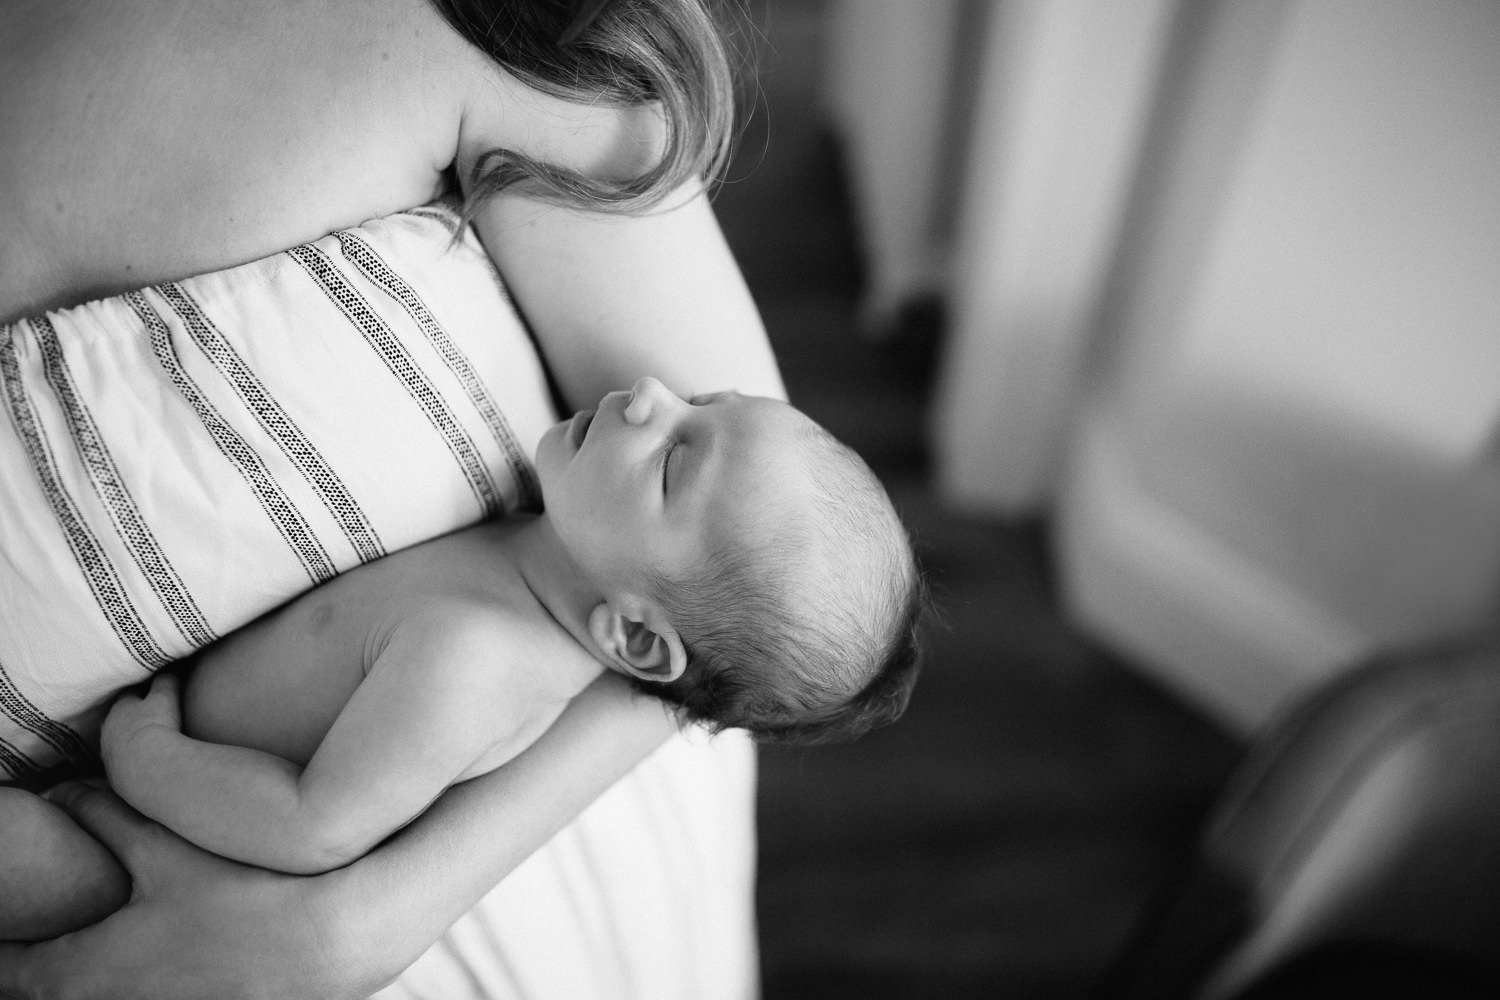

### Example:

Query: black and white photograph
xmin=1 ymin=1 xmax=1497 ymax=997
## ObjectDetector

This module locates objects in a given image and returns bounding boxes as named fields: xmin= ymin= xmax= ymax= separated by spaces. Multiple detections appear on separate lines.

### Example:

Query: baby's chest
xmin=451 ymin=630 xmax=606 ymax=782
xmin=180 ymin=600 xmax=375 ymax=766
xmin=454 ymin=697 xmax=574 ymax=783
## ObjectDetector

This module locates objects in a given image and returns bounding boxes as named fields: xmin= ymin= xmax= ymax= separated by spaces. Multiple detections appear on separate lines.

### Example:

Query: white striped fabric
xmin=0 ymin=202 xmax=762 ymax=1000
xmin=0 ymin=202 xmax=555 ymax=779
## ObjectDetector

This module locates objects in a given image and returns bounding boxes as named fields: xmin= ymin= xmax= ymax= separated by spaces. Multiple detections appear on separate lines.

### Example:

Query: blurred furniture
xmin=1107 ymin=634 xmax=1500 ymax=1000
xmin=828 ymin=0 xmax=1500 ymax=731
xmin=1054 ymin=0 xmax=1500 ymax=731
xmin=821 ymin=0 xmax=973 ymax=328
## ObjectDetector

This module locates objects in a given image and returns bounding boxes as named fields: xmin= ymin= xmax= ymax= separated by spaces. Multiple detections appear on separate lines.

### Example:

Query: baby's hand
xmin=101 ymin=672 xmax=184 ymax=772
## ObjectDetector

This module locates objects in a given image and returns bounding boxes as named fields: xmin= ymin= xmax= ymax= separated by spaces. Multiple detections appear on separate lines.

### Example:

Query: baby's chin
xmin=536 ymin=406 xmax=598 ymax=481
xmin=533 ymin=420 xmax=567 ymax=479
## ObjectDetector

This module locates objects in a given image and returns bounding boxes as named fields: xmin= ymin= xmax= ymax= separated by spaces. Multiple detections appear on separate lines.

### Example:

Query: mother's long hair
xmin=428 ymin=0 xmax=741 ymax=216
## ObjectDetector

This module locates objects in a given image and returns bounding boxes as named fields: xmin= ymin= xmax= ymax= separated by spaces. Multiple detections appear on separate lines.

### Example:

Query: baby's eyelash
xmin=659 ymin=440 xmax=676 ymax=494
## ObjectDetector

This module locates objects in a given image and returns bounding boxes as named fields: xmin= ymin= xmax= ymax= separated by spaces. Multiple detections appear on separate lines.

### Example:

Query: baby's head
xmin=536 ymin=377 xmax=923 ymax=745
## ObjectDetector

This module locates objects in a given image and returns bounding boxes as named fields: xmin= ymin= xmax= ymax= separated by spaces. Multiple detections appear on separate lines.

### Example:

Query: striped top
xmin=0 ymin=203 xmax=556 ymax=784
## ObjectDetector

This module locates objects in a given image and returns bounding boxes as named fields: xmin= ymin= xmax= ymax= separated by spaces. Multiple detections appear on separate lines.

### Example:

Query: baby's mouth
xmin=569 ymin=409 xmax=596 ymax=449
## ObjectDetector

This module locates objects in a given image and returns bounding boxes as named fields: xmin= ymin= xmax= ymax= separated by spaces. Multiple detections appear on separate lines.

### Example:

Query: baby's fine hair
xmin=647 ymin=424 xmax=926 ymax=746
xmin=426 ymin=0 xmax=740 ymax=217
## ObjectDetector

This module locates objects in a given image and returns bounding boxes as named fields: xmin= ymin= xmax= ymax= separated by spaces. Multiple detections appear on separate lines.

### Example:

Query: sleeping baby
xmin=1 ymin=376 xmax=923 ymax=940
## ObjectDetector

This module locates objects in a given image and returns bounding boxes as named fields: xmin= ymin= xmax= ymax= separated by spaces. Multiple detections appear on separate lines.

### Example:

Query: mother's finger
xmin=0 ymin=938 xmax=77 ymax=1000
xmin=42 ymin=781 xmax=168 ymax=877
xmin=0 ymin=941 xmax=33 ymax=999
xmin=0 ymin=920 xmax=159 ymax=1000
xmin=0 ymin=929 xmax=110 ymax=1000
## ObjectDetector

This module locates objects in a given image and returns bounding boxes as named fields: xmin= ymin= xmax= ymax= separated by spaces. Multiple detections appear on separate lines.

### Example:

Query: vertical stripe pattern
xmin=286 ymin=242 xmax=504 ymax=518
xmin=0 ymin=322 xmax=171 ymax=672
xmin=30 ymin=315 xmax=218 ymax=649
xmin=1 ymin=206 xmax=553 ymax=785
xmin=336 ymin=228 xmax=542 ymax=510
xmin=0 ymin=736 xmax=44 ymax=787
xmin=158 ymin=282 xmax=386 ymax=565
xmin=0 ymin=660 xmax=91 ymax=772
xmin=126 ymin=291 xmax=337 ymax=586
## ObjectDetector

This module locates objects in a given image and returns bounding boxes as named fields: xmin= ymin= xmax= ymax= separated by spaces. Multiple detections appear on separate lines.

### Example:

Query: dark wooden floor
xmin=712 ymin=5 xmax=1246 ymax=997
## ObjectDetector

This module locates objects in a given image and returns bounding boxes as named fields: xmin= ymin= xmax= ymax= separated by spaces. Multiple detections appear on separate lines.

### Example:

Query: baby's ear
xmin=587 ymin=601 xmax=686 ymax=684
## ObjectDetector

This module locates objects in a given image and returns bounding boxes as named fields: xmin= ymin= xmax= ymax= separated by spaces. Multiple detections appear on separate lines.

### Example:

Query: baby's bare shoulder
xmin=402 ymin=590 xmax=560 ymax=653
xmin=377 ymin=570 xmax=591 ymax=693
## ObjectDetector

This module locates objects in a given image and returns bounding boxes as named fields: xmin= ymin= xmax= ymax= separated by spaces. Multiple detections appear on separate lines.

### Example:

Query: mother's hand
xmin=0 ymin=675 xmax=682 ymax=1000
xmin=0 ymin=782 xmax=376 ymax=1000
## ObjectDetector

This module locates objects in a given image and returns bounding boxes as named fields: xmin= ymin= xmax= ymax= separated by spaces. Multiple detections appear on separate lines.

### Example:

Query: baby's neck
xmin=491 ymin=513 xmax=601 ymax=658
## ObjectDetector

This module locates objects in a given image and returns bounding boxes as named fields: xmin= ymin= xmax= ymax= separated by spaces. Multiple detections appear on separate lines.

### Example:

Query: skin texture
xmin=0 ymin=0 xmax=784 ymax=994
xmin=81 ymin=381 xmax=815 ymax=886
xmin=1 ymin=678 xmax=679 ymax=999
xmin=0 ymin=0 xmax=784 ymax=404
xmin=537 ymin=378 xmax=813 ymax=603
xmin=0 ymin=789 xmax=131 ymax=942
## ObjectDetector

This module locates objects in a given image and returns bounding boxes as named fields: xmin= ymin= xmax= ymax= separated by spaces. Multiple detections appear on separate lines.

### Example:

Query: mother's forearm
xmin=475 ymin=185 xmax=787 ymax=409
xmin=317 ymin=673 xmax=679 ymax=981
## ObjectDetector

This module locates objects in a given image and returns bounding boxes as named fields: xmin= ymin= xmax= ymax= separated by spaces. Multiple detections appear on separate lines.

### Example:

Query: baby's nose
xmin=623 ymin=376 xmax=672 ymax=425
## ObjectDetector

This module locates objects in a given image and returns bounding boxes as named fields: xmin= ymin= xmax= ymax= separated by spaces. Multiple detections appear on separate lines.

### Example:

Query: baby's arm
xmin=103 ymin=615 xmax=540 ymax=876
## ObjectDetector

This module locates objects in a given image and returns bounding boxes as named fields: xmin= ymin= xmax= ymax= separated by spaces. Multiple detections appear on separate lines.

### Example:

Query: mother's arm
xmin=0 ymin=676 xmax=678 ymax=1000
xmin=0 ymin=185 xmax=780 ymax=1000
xmin=474 ymin=183 xmax=787 ymax=407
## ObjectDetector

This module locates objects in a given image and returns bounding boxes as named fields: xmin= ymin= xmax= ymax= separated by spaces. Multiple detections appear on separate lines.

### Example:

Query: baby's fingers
xmin=101 ymin=687 xmax=146 ymax=739
xmin=148 ymin=671 xmax=180 ymax=699
xmin=143 ymin=671 xmax=183 ymax=722
xmin=45 ymin=780 xmax=168 ymax=880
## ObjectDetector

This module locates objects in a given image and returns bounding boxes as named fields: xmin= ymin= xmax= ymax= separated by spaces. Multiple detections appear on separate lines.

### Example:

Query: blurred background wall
xmin=825 ymin=0 xmax=1500 ymax=731
xmin=721 ymin=1 xmax=1500 ymax=995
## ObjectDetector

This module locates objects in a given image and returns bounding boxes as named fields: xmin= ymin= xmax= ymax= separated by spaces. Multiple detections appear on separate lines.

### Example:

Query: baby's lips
xmin=568 ymin=408 xmax=596 ymax=448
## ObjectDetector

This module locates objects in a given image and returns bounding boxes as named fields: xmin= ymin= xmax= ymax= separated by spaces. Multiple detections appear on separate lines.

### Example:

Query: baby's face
xmin=535 ymin=377 xmax=816 ymax=593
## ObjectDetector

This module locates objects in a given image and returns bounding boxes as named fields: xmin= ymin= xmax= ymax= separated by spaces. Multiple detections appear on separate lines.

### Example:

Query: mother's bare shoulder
xmin=0 ymin=0 xmax=476 ymax=318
